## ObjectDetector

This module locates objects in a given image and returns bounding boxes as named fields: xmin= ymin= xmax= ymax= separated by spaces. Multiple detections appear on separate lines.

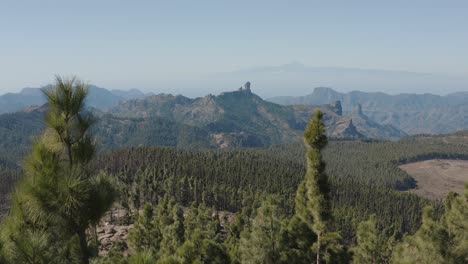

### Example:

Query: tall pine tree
xmin=0 ymin=76 xmax=117 ymax=264
xmin=295 ymin=110 xmax=341 ymax=264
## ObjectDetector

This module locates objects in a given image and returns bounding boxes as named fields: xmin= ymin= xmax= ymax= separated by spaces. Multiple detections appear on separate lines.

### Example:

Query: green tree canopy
xmin=295 ymin=110 xmax=341 ymax=264
xmin=0 ymin=76 xmax=117 ymax=264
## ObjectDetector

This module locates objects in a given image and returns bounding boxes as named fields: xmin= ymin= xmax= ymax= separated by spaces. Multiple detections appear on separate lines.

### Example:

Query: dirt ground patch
xmin=400 ymin=159 xmax=468 ymax=200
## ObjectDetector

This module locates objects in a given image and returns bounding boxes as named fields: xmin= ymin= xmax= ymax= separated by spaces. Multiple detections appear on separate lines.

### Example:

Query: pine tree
xmin=239 ymin=195 xmax=285 ymax=264
xmin=184 ymin=202 xmax=218 ymax=241
xmin=129 ymin=196 xmax=186 ymax=259
xmin=128 ymin=204 xmax=160 ymax=254
xmin=172 ymin=228 xmax=229 ymax=264
xmin=128 ymin=250 xmax=156 ymax=264
xmin=0 ymin=239 xmax=5 ymax=264
xmin=294 ymin=110 xmax=341 ymax=264
xmin=279 ymin=215 xmax=316 ymax=263
xmin=392 ymin=207 xmax=447 ymax=264
xmin=159 ymin=204 xmax=185 ymax=256
xmin=225 ymin=206 xmax=253 ymax=264
xmin=199 ymin=238 xmax=230 ymax=264
xmin=0 ymin=76 xmax=117 ymax=264
xmin=444 ymin=185 xmax=468 ymax=263
xmin=93 ymin=241 xmax=127 ymax=264
xmin=352 ymin=215 xmax=384 ymax=264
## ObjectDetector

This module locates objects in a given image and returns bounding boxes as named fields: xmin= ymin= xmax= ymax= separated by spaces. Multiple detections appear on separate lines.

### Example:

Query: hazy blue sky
xmin=1 ymin=0 xmax=467 ymax=95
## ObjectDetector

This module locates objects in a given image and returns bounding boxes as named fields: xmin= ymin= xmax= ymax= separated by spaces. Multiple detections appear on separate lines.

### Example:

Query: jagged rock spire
xmin=353 ymin=103 xmax=363 ymax=115
xmin=239 ymin=81 xmax=251 ymax=92
xmin=244 ymin=81 xmax=251 ymax=92
xmin=330 ymin=101 xmax=342 ymax=116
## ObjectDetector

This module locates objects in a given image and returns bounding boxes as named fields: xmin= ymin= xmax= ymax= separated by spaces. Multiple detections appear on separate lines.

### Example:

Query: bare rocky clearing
xmin=400 ymin=159 xmax=468 ymax=200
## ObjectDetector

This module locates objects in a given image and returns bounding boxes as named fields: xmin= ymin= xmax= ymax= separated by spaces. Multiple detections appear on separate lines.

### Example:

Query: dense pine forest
xmin=0 ymin=78 xmax=467 ymax=264
xmin=94 ymin=145 xmax=442 ymax=240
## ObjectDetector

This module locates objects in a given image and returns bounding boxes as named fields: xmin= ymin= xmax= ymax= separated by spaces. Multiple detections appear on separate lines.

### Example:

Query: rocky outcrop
xmin=268 ymin=87 xmax=468 ymax=135
xmin=353 ymin=103 xmax=363 ymax=116
xmin=238 ymin=81 xmax=251 ymax=92
xmin=348 ymin=104 xmax=407 ymax=140
xmin=97 ymin=223 xmax=133 ymax=256
xmin=109 ymin=83 xmax=408 ymax=143
xmin=0 ymin=83 xmax=410 ymax=160
xmin=329 ymin=101 xmax=342 ymax=116
xmin=96 ymin=208 xmax=237 ymax=256
xmin=331 ymin=119 xmax=365 ymax=139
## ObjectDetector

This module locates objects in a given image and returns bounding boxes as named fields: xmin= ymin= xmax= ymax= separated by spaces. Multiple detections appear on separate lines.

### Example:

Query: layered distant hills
xmin=269 ymin=87 xmax=468 ymax=135
xmin=107 ymin=82 xmax=406 ymax=144
xmin=3 ymin=82 xmax=464 ymax=150
xmin=0 ymin=86 xmax=151 ymax=114
xmin=0 ymin=83 xmax=407 ymax=161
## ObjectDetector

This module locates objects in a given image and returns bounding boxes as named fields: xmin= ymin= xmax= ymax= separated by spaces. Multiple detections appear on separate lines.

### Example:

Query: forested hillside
xmin=1 ymin=130 xmax=467 ymax=222
xmin=271 ymin=131 xmax=468 ymax=190
xmin=94 ymin=146 xmax=442 ymax=241
xmin=0 ymin=78 xmax=467 ymax=264
xmin=85 ymin=121 xmax=466 ymax=263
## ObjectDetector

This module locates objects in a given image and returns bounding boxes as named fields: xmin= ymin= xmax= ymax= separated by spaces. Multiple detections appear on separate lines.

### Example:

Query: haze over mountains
xmin=0 ymin=86 xmax=151 ymax=114
xmin=1 ymin=80 xmax=466 ymax=144
xmin=107 ymin=82 xmax=402 ymax=144
xmin=90 ymin=63 xmax=468 ymax=97
xmin=5 ymin=63 xmax=468 ymax=98
xmin=198 ymin=63 xmax=468 ymax=97
xmin=269 ymin=87 xmax=468 ymax=135
xmin=0 ymin=82 xmax=409 ymax=163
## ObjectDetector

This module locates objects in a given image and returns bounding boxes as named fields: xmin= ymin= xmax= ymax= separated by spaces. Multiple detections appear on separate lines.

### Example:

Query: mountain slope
xmin=110 ymin=82 xmax=374 ymax=145
xmin=345 ymin=104 xmax=407 ymax=140
xmin=268 ymin=87 xmax=468 ymax=135
xmin=0 ymin=83 xmax=406 ymax=166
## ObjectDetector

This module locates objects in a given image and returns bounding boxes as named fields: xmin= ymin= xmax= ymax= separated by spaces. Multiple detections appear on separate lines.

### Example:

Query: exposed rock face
xmin=341 ymin=119 xmax=365 ymax=138
xmin=97 ymin=223 xmax=133 ymax=256
xmin=335 ymin=119 xmax=364 ymax=139
xmin=243 ymin=81 xmax=251 ymax=92
xmin=211 ymin=132 xmax=264 ymax=148
xmin=0 ymin=83 xmax=409 ymax=160
xmin=325 ymin=116 xmax=365 ymax=139
xmin=96 ymin=208 xmax=237 ymax=256
xmin=330 ymin=101 xmax=342 ymax=116
xmin=353 ymin=103 xmax=363 ymax=116
xmin=23 ymin=104 xmax=49 ymax=113
xmin=268 ymin=87 xmax=468 ymax=135
xmin=238 ymin=81 xmax=251 ymax=92
xmin=108 ymin=83 xmax=406 ymax=143
xmin=348 ymin=104 xmax=407 ymax=141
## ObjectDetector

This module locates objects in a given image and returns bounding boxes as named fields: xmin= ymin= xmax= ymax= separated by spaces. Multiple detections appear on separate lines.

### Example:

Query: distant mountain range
xmin=203 ymin=63 xmax=468 ymax=97
xmin=0 ymin=86 xmax=151 ymax=114
xmin=108 ymin=82 xmax=405 ymax=144
xmin=0 ymin=83 xmax=406 ymax=161
xmin=2 ymin=82 xmax=462 ymax=142
xmin=268 ymin=87 xmax=468 ymax=135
